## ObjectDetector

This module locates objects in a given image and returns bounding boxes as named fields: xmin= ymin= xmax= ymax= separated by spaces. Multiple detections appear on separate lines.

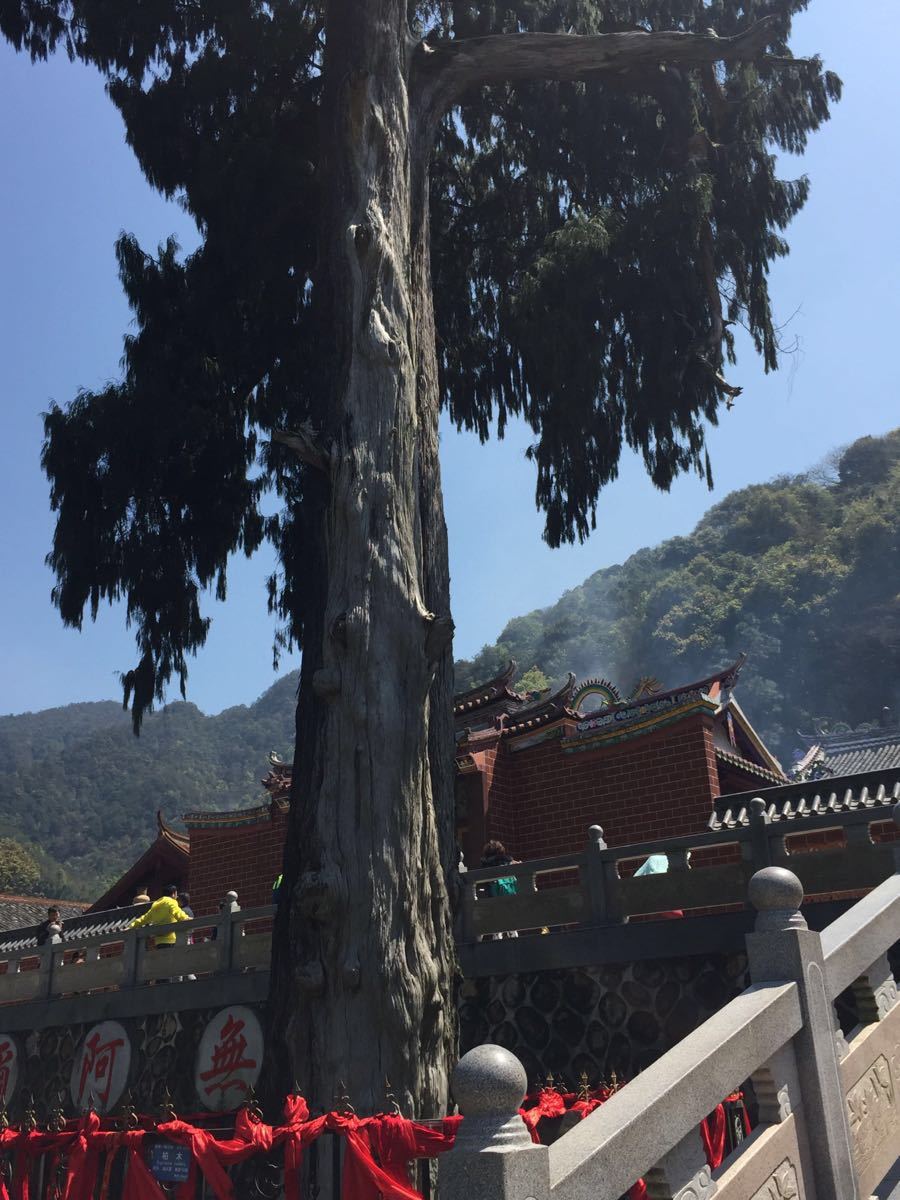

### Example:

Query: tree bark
xmin=267 ymin=0 xmax=457 ymax=1117
xmin=265 ymin=5 xmax=783 ymax=1117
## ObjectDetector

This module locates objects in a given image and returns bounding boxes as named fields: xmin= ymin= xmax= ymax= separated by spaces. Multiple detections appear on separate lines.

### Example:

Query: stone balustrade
xmin=440 ymin=800 xmax=900 ymax=1200
xmin=0 ymin=769 xmax=896 ymax=1029
xmin=0 ymin=893 xmax=273 ymax=1015
xmin=461 ymin=768 xmax=900 ymax=950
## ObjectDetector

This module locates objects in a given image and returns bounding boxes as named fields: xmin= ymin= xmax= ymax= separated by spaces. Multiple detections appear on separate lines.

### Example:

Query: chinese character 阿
xmin=199 ymin=1015 xmax=256 ymax=1098
xmin=78 ymin=1030 xmax=125 ymax=1108
xmin=0 ymin=1041 xmax=13 ymax=1104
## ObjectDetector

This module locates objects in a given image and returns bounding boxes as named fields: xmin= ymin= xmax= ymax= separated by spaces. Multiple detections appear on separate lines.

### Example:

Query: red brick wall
xmin=485 ymin=715 xmax=721 ymax=861
xmin=188 ymin=807 xmax=288 ymax=915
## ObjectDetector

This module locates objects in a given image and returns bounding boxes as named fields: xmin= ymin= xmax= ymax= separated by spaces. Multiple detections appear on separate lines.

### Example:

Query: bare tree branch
xmin=418 ymin=17 xmax=780 ymax=109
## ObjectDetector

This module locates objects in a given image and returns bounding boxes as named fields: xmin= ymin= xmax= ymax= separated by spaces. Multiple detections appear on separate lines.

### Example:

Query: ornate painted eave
xmin=562 ymin=693 xmax=718 ymax=754
xmin=568 ymin=655 xmax=746 ymax=738
xmin=183 ymin=804 xmax=273 ymax=830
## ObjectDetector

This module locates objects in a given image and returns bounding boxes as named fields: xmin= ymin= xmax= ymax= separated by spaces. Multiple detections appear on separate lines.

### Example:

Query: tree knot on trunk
xmin=423 ymin=613 xmax=454 ymax=664
xmin=351 ymin=223 xmax=372 ymax=256
xmin=296 ymin=960 xmax=325 ymax=996
xmin=329 ymin=612 xmax=348 ymax=646
xmin=312 ymin=666 xmax=342 ymax=699
xmin=342 ymin=954 xmax=361 ymax=990
xmin=296 ymin=870 xmax=340 ymax=921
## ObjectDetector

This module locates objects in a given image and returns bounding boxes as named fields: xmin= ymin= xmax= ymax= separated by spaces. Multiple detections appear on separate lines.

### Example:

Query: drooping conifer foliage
xmin=3 ymin=0 xmax=838 ymax=724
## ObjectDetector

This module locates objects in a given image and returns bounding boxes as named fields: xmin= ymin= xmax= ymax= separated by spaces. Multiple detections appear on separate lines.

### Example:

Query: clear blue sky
xmin=1 ymin=0 xmax=898 ymax=718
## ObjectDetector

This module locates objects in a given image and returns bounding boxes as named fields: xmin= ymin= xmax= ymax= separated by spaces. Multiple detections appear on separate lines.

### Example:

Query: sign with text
xmin=195 ymin=1005 xmax=263 ymax=1111
xmin=0 ymin=1036 xmax=19 ymax=1107
xmin=70 ymin=1020 xmax=131 ymax=1114
xmin=147 ymin=1141 xmax=192 ymax=1182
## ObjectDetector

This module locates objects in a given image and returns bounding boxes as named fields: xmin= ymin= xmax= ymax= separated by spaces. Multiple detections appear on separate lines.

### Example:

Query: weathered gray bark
xmin=266 ymin=5 xmax=781 ymax=1116
xmin=268 ymin=0 xmax=457 ymax=1117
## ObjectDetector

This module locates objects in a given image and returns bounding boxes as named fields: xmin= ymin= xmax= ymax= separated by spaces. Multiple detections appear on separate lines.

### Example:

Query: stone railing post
xmin=217 ymin=891 xmax=240 ymax=972
xmin=747 ymin=797 xmax=772 ymax=872
xmin=745 ymin=867 xmax=857 ymax=1200
xmin=438 ymin=1045 xmax=549 ymax=1200
xmin=585 ymin=824 xmax=609 ymax=925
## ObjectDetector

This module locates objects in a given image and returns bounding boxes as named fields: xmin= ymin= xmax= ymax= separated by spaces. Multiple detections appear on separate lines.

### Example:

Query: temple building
xmin=97 ymin=656 xmax=786 ymax=917
xmin=793 ymin=708 xmax=900 ymax=778
xmin=453 ymin=654 xmax=784 ymax=866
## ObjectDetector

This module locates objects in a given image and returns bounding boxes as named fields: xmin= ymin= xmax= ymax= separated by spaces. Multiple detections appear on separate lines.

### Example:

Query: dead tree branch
xmin=418 ymin=17 xmax=779 ymax=108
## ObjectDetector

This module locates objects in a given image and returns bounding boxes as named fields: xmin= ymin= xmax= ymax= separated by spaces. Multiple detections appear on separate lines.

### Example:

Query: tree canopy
xmin=1 ymin=0 xmax=840 ymax=725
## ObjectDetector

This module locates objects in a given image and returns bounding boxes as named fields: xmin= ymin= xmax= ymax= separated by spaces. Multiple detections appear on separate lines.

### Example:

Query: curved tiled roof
xmin=714 ymin=747 xmax=785 ymax=786
xmin=800 ymin=729 xmax=900 ymax=778
xmin=453 ymin=660 xmax=525 ymax=718
xmin=501 ymin=674 xmax=578 ymax=736
xmin=709 ymin=768 xmax=900 ymax=831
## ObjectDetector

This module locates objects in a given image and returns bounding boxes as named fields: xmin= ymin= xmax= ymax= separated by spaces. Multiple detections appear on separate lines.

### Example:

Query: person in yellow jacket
xmin=129 ymin=884 xmax=190 ymax=949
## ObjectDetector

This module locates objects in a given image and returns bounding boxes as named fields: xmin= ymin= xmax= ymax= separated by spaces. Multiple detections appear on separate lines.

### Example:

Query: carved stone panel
xmin=748 ymin=1158 xmax=799 ymax=1199
xmin=845 ymin=1053 xmax=898 ymax=1183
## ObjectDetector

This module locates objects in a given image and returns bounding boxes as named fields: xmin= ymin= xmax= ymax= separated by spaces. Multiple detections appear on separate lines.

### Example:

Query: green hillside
xmin=457 ymin=430 xmax=900 ymax=765
xmin=0 ymin=674 xmax=298 ymax=899
xmin=4 ymin=430 xmax=898 ymax=901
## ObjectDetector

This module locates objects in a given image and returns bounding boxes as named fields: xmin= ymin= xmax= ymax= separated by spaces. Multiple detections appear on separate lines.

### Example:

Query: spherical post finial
xmin=451 ymin=1045 xmax=526 ymax=1119
xmin=588 ymin=824 xmax=606 ymax=848
xmin=748 ymin=866 xmax=806 ymax=932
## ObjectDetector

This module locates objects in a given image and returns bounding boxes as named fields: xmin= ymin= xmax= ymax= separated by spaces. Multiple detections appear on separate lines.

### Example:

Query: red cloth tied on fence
xmin=158 ymin=1111 xmax=277 ymax=1200
xmin=3 ymin=1126 xmax=81 ymax=1200
xmin=333 ymin=1113 xmax=457 ymax=1200
xmin=700 ymin=1104 xmax=727 ymax=1171
xmin=273 ymin=1097 xmax=325 ymax=1200
xmin=519 ymin=1088 xmax=567 ymax=1142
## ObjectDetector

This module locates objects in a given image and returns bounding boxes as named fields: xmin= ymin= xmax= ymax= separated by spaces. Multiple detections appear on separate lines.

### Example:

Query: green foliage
xmin=456 ymin=431 xmax=900 ymax=761
xmin=0 ymin=838 xmax=41 ymax=894
xmin=0 ymin=674 xmax=298 ymax=898
xmin=0 ymin=0 xmax=839 ymax=725
xmin=513 ymin=666 xmax=551 ymax=698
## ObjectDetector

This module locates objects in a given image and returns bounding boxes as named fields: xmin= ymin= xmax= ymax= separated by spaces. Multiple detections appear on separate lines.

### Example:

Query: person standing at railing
xmin=36 ymin=905 xmax=62 ymax=947
xmin=128 ymin=884 xmax=190 ymax=950
xmin=479 ymin=841 xmax=520 ymax=940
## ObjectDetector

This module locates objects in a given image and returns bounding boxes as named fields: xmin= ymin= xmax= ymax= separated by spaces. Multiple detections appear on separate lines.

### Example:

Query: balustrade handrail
xmin=462 ymin=775 xmax=900 ymax=941
xmin=0 ymin=899 xmax=277 ymax=1006
xmin=820 ymin=871 xmax=900 ymax=999
xmin=547 ymin=982 xmax=802 ymax=1200
xmin=444 ymin=839 xmax=900 ymax=1200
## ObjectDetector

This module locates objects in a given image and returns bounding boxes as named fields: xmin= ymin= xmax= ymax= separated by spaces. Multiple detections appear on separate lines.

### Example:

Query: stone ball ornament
xmin=748 ymin=867 xmax=806 ymax=931
xmin=451 ymin=1043 xmax=527 ymax=1117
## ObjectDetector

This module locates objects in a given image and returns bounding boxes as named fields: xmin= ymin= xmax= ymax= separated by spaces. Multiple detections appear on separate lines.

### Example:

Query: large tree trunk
xmin=267 ymin=0 xmax=457 ymax=1117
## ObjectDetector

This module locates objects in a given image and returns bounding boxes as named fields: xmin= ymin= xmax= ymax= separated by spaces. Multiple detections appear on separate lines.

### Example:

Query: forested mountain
xmin=0 ymin=674 xmax=298 ymax=899
xmin=3 ymin=431 xmax=897 ymax=901
xmin=457 ymin=430 xmax=900 ymax=764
